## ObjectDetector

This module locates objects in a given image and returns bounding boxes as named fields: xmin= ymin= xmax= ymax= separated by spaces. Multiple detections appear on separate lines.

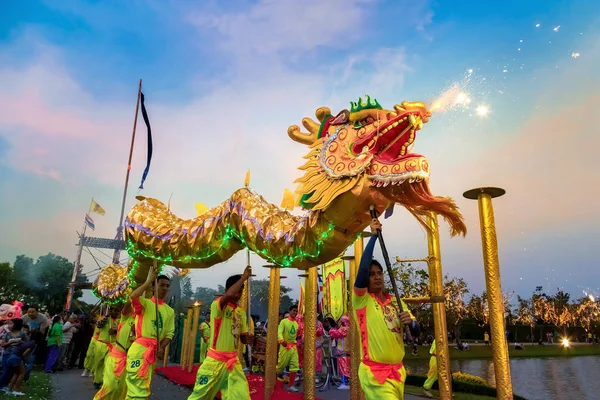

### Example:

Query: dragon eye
xmin=354 ymin=116 xmax=376 ymax=129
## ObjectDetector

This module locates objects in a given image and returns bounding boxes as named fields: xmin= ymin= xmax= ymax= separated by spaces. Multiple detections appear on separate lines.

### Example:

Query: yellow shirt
xmin=115 ymin=314 xmax=135 ymax=350
xmin=352 ymin=288 xmax=414 ymax=365
xmin=95 ymin=316 xmax=119 ymax=344
xmin=278 ymin=317 xmax=298 ymax=345
xmin=132 ymin=297 xmax=175 ymax=341
xmin=484 ymin=333 xmax=490 ymax=341
xmin=210 ymin=298 xmax=248 ymax=352
xmin=199 ymin=321 xmax=211 ymax=343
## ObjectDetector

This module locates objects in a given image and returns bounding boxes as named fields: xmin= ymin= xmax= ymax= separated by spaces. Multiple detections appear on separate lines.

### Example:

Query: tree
xmin=181 ymin=277 xmax=194 ymax=301
xmin=574 ymin=296 xmax=600 ymax=334
xmin=467 ymin=293 xmax=489 ymax=328
xmin=249 ymin=279 xmax=295 ymax=321
xmin=12 ymin=255 xmax=34 ymax=289
xmin=544 ymin=290 xmax=575 ymax=336
xmin=387 ymin=262 xmax=433 ymax=330
xmin=190 ymin=279 xmax=295 ymax=323
xmin=7 ymin=253 xmax=87 ymax=313
xmin=514 ymin=295 xmax=536 ymax=342
xmin=0 ymin=262 xmax=21 ymax=302
xmin=444 ymin=276 xmax=470 ymax=340
xmin=193 ymin=287 xmax=219 ymax=314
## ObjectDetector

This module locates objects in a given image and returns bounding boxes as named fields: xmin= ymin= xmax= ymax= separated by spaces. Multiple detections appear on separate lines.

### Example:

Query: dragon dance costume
xmin=199 ymin=320 xmax=210 ymax=365
xmin=125 ymin=297 xmax=174 ymax=399
xmin=276 ymin=315 xmax=300 ymax=386
xmin=90 ymin=316 xmax=119 ymax=387
xmin=188 ymin=298 xmax=250 ymax=400
xmin=423 ymin=340 xmax=438 ymax=391
xmin=353 ymin=235 xmax=416 ymax=399
xmin=94 ymin=314 xmax=134 ymax=400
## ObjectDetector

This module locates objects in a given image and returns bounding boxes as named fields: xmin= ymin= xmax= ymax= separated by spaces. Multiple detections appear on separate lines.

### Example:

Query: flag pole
xmin=66 ymin=213 xmax=89 ymax=311
xmin=112 ymin=79 xmax=143 ymax=264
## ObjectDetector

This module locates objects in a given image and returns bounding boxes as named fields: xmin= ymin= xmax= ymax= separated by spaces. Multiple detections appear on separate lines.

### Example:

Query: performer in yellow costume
xmin=353 ymin=219 xmax=418 ymax=400
xmin=94 ymin=301 xmax=134 ymax=400
xmin=188 ymin=267 xmax=253 ymax=400
xmin=125 ymin=269 xmax=175 ymax=399
xmin=92 ymin=307 xmax=121 ymax=390
xmin=83 ymin=319 xmax=100 ymax=378
xmin=422 ymin=340 xmax=437 ymax=398
xmin=199 ymin=311 xmax=210 ymax=365
xmin=276 ymin=304 xmax=300 ymax=392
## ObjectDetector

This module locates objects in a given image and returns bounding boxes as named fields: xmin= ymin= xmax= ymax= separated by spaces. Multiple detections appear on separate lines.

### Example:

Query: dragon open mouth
xmin=352 ymin=103 xmax=430 ymax=162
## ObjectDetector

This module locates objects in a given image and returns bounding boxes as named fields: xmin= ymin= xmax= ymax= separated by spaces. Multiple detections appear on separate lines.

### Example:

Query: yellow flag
xmin=89 ymin=199 xmax=106 ymax=216
xmin=280 ymin=189 xmax=294 ymax=210
xmin=244 ymin=170 xmax=251 ymax=187
xmin=196 ymin=203 xmax=208 ymax=216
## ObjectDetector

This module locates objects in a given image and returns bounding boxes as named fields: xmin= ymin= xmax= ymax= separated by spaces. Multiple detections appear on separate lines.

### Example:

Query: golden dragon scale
xmin=96 ymin=96 xmax=467 ymax=301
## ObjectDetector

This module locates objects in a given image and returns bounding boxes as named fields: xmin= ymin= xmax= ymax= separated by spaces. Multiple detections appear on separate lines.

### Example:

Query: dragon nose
xmin=393 ymin=104 xmax=405 ymax=114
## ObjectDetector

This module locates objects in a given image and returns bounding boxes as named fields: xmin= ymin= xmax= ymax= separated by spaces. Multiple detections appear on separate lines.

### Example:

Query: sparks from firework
xmin=430 ymin=69 xmax=476 ymax=113
xmin=554 ymin=25 xmax=560 ymax=32
xmin=475 ymin=105 xmax=490 ymax=117
xmin=571 ymin=52 xmax=580 ymax=59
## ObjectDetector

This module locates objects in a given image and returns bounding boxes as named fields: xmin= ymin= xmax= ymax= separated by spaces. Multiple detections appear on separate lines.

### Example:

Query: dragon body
xmin=97 ymin=96 xmax=467 ymax=298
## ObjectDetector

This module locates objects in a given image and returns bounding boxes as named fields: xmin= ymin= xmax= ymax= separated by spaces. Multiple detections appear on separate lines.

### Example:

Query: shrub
xmin=406 ymin=373 xmax=528 ymax=400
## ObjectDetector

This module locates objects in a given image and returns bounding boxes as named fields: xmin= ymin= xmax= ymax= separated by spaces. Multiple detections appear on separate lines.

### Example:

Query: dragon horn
xmin=302 ymin=117 xmax=320 ymax=135
xmin=315 ymin=107 xmax=331 ymax=122
xmin=288 ymin=125 xmax=318 ymax=145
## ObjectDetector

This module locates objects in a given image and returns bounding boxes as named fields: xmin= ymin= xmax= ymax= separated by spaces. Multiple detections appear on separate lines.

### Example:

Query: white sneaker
xmin=423 ymin=389 xmax=434 ymax=398
xmin=338 ymin=384 xmax=350 ymax=390
xmin=288 ymin=385 xmax=299 ymax=392
xmin=81 ymin=370 xmax=88 ymax=377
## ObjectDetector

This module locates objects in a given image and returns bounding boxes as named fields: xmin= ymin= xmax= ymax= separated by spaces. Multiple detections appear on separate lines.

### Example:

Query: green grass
xmin=405 ymin=344 xmax=600 ymax=360
xmin=405 ymin=384 xmax=495 ymax=399
xmin=0 ymin=368 xmax=52 ymax=399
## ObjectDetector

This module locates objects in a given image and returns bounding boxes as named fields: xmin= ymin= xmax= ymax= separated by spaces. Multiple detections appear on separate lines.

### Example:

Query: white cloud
xmin=186 ymin=0 xmax=376 ymax=57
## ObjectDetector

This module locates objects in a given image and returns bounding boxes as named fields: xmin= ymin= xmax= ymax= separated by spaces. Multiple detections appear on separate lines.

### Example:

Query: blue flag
xmin=139 ymin=92 xmax=153 ymax=189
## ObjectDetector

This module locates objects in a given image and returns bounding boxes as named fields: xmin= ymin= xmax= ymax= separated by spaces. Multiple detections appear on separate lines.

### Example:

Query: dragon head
xmin=289 ymin=95 xmax=466 ymax=236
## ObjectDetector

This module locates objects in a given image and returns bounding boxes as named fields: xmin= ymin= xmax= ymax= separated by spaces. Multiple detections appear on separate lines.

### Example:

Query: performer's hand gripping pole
xmin=369 ymin=205 xmax=421 ymax=338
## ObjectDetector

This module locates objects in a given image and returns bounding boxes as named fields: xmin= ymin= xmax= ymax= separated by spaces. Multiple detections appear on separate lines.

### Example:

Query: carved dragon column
xmin=264 ymin=265 xmax=282 ymax=400
xmin=464 ymin=187 xmax=513 ymax=400
xmin=426 ymin=212 xmax=452 ymax=399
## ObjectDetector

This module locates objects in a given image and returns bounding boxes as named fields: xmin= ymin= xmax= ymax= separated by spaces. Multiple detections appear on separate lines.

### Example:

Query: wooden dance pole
xmin=426 ymin=212 xmax=452 ymax=399
xmin=263 ymin=265 xmax=281 ymax=400
xmin=464 ymin=187 xmax=513 ymax=399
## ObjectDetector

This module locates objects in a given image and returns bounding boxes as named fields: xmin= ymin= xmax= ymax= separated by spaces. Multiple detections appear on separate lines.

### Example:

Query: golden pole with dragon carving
xmin=303 ymin=267 xmax=318 ymax=400
xmin=426 ymin=212 xmax=452 ymax=399
xmin=263 ymin=265 xmax=281 ymax=400
xmin=464 ymin=187 xmax=513 ymax=400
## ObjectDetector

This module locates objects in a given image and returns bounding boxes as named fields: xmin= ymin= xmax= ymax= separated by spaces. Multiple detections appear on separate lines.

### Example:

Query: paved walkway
xmin=51 ymin=369 xmax=425 ymax=399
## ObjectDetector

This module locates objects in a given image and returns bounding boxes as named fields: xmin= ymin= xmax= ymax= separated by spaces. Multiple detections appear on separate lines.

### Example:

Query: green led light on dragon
xmin=124 ymin=222 xmax=336 ymax=287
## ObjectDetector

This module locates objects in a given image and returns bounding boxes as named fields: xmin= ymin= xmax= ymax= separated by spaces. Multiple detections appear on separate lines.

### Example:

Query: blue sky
xmin=1 ymin=0 xmax=599 ymax=305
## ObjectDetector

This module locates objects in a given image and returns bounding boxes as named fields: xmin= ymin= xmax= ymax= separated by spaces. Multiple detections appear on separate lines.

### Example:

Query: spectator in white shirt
xmin=57 ymin=314 xmax=78 ymax=370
